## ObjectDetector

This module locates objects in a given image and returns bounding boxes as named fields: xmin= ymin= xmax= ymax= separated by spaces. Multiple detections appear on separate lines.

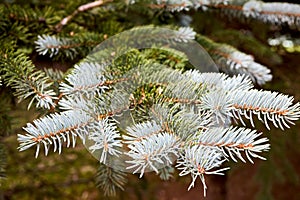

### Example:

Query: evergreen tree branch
xmin=88 ymin=119 xmax=123 ymax=164
xmin=176 ymin=145 xmax=229 ymax=196
xmin=125 ymin=132 xmax=180 ymax=177
xmin=123 ymin=120 xmax=164 ymax=143
xmin=10 ymin=17 xmax=300 ymax=198
xmin=59 ymin=62 xmax=109 ymax=97
xmin=242 ymin=1 xmax=300 ymax=29
xmin=192 ymin=126 xmax=270 ymax=163
xmin=230 ymin=89 xmax=300 ymax=130
xmin=0 ymin=52 xmax=57 ymax=109
xmin=199 ymin=89 xmax=233 ymax=126
xmin=96 ymin=164 xmax=127 ymax=196
xmin=35 ymin=33 xmax=107 ymax=59
xmin=17 ymin=110 xmax=93 ymax=157
xmin=184 ymin=71 xmax=253 ymax=91
xmin=196 ymin=35 xmax=272 ymax=85
xmin=36 ymin=26 xmax=197 ymax=61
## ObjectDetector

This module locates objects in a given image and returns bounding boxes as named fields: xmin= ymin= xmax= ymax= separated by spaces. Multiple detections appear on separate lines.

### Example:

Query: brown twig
xmin=55 ymin=0 xmax=113 ymax=32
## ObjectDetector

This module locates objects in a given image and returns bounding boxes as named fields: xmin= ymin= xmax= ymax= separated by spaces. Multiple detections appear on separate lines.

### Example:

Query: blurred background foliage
xmin=0 ymin=0 xmax=299 ymax=199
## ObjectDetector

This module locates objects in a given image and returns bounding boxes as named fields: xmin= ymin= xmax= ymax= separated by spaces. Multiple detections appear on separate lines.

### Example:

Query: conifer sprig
xmin=193 ymin=126 xmax=270 ymax=163
xmin=242 ymin=1 xmax=300 ymax=29
xmin=35 ymin=33 xmax=106 ymax=59
xmin=59 ymin=62 xmax=108 ymax=97
xmin=88 ymin=119 xmax=123 ymax=164
xmin=176 ymin=145 xmax=229 ymax=196
xmin=95 ymin=164 xmax=127 ymax=196
xmin=18 ymin=110 xmax=92 ymax=158
xmin=230 ymin=89 xmax=300 ymax=130
xmin=0 ymin=52 xmax=57 ymax=109
xmin=196 ymin=35 xmax=272 ymax=85
xmin=126 ymin=132 xmax=180 ymax=177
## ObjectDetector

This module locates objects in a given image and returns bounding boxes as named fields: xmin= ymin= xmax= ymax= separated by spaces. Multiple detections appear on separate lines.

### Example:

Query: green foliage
xmin=0 ymin=0 xmax=300 ymax=199
xmin=95 ymin=164 xmax=127 ymax=196
xmin=0 ymin=51 xmax=57 ymax=109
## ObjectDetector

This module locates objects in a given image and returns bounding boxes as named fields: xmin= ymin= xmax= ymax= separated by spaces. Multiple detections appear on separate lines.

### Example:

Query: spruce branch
xmin=150 ymin=68 xmax=300 ymax=132
xmin=176 ymin=145 xmax=229 ymax=196
xmin=124 ymin=110 xmax=181 ymax=177
xmin=123 ymin=120 xmax=164 ymax=143
xmin=12 ymin=21 xmax=300 ymax=198
xmin=35 ymin=26 xmax=198 ymax=65
xmin=0 ymin=52 xmax=57 ymax=109
xmin=174 ymin=72 xmax=252 ymax=126
xmin=125 ymin=132 xmax=180 ymax=177
xmin=35 ymin=35 xmax=75 ymax=58
xmin=211 ymin=47 xmax=272 ymax=85
xmin=242 ymin=1 xmax=300 ymax=29
xmin=96 ymin=164 xmax=127 ymax=196
xmin=196 ymin=35 xmax=272 ymax=85
xmin=59 ymin=62 xmax=109 ymax=98
xmin=17 ymin=110 xmax=93 ymax=157
xmin=230 ymin=89 xmax=300 ymax=130
xmin=199 ymin=89 xmax=233 ymax=126
xmin=169 ymin=108 xmax=210 ymax=139
xmin=193 ymin=126 xmax=270 ymax=163
xmin=88 ymin=119 xmax=123 ymax=164
xmin=184 ymin=71 xmax=253 ymax=91
xmin=35 ymin=33 xmax=106 ymax=59
xmin=157 ymin=71 xmax=253 ymax=124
